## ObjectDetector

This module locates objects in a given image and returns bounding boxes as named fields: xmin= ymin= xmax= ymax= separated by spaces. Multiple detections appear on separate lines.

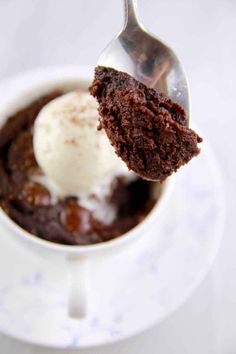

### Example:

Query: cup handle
xmin=67 ymin=256 xmax=89 ymax=319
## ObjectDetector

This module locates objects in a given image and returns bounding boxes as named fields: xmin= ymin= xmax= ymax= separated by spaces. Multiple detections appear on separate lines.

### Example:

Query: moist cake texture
xmin=90 ymin=66 xmax=203 ymax=181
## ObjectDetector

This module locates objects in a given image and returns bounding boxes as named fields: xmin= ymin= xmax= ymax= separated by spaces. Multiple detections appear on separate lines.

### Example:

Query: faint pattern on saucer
xmin=0 ymin=69 xmax=225 ymax=348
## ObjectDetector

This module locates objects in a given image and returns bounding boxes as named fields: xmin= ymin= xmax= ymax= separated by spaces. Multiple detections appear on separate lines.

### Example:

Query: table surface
xmin=0 ymin=0 xmax=235 ymax=353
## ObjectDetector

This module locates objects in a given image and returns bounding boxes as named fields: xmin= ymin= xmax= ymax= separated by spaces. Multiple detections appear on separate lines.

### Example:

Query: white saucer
xmin=0 ymin=69 xmax=225 ymax=348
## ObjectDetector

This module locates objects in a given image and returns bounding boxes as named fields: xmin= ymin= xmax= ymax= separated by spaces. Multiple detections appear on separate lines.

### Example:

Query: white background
xmin=0 ymin=0 xmax=235 ymax=353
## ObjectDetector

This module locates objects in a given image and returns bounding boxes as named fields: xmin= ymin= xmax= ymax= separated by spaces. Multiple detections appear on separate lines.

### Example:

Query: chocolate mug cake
xmin=0 ymin=67 xmax=202 ymax=247
xmin=0 ymin=88 xmax=158 ymax=246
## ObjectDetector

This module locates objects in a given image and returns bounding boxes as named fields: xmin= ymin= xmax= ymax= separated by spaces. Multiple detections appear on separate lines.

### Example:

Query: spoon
xmin=98 ymin=0 xmax=190 ymax=122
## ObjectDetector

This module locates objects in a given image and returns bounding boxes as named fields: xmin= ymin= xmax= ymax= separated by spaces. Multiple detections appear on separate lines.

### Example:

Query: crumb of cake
xmin=90 ymin=66 xmax=203 ymax=181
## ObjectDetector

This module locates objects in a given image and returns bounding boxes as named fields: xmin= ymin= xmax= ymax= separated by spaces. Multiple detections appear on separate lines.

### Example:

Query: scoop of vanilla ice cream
xmin=33 ymin=91 xmax=125 ymax=195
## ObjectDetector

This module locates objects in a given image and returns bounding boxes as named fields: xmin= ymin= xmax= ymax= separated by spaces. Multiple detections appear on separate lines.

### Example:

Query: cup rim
xmin=0 ymin=66 xmax=174 ymax=255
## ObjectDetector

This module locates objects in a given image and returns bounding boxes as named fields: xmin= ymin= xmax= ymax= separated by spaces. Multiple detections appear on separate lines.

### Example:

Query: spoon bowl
xmin=98 ymin=0 xmax=190 ymax=120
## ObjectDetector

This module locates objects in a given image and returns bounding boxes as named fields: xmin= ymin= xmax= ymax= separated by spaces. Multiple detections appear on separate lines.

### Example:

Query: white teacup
xmin=0 ymin=67 xmax=173 ymax=319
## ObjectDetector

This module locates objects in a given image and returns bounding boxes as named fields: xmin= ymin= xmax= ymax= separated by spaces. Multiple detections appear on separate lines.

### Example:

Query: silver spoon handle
xmin=123 ymin=0 xmax=139 ymax=28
